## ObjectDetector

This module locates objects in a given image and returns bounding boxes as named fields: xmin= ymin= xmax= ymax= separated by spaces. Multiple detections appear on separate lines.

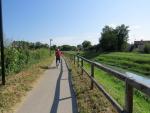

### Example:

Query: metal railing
xmin=65 ymin=53 xmax=150 ymax=113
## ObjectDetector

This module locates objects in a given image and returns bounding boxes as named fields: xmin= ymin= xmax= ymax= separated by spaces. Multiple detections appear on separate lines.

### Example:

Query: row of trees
xmin=12 ymin=41 xmax=77 ymax=51
xmin=51 ymin=24 xmax=149 ymax=53
xmin=77 ymin=24 xmax=129 ymax=52
xmin=47 ymin=25 xmax=129 ymax=52
xmin=59 ymin=45 xmax=76 ymax=51
xmin=12 ymin=41 xmax=49 ymax=49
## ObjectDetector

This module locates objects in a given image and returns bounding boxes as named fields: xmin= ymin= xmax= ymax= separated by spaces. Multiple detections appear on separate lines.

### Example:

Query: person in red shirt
xmin=55 ymin=48 xmax=61 ymax=66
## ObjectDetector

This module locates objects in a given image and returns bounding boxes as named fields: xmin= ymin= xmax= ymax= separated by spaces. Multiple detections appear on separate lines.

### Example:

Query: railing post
xmin=90 ymin=63 xmax=94 ymax=90
xmin=81 ymin=59 xmax=83 ymax=75
xmin=125 ymin=80 xmax=133 ymax=113
xmin=74 ymin=55 xmax=75 ymax=65
xmin=77 ymin=56 xmax=79 ymax=67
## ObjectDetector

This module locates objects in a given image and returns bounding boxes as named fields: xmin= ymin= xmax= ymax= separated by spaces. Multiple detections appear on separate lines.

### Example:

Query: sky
xmin=2 ymin=0 xmax=150 ymax=46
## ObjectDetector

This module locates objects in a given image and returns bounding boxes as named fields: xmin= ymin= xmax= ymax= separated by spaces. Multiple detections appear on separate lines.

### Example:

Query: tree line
xmin=77 ymin=24 xmax=129 ymax=52
xmin=48 ymin=24 xmax=149 ymax=53
xmin=76 ymin=24 xmax=150 ymax=53
xmin=12 ymin=41 xmax=49 ymax=49
xmin=55 ymin=24 xmax=130 ymax=52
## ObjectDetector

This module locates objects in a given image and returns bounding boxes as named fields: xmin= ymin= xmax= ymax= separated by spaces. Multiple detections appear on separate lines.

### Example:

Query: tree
xmin=115 ymin=24 xmax=129 ymax=51
xmin=29 ymin=42 xmax=35 ymax=49
xmin=144 ymin=44 xmax=150 ymax=53
xmin=60 ymin=45 xmax=76 ymax=51
xmin=51 ymin=45 xmax=57 ymax=50
xmin=82 ymin=40 xmax=92 ymax=50
xmin=99 ymin=24 xmax=129 ymax=52
xmin=35 ymin=42 xmax=42 ymax=49
xmin=77 ymin=44 xmax=82 ymax=51
xmin=99 ymin=26 xmax=117 ymax=51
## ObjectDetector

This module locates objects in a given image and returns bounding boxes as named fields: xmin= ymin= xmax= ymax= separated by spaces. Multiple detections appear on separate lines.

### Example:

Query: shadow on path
xmin=49 ymin=60 xmax=63 ymax=113
xmin=65 ymin=59 xmax=78 ymax=113
xmin=50 ymin=59 xmax=78 ymax=113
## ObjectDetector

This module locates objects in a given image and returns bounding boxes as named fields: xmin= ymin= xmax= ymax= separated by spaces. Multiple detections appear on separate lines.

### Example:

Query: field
xmin=65 ymin=51 xmax=150 ymax=113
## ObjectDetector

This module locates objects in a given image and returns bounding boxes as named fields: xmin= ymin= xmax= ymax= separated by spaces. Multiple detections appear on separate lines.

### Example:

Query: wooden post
xmin=77 ymin=56 xmax=79 ymax=67
xmin=90 ymin=63 xmax=94 ymax=90
xmin=81 ymin=59 xmax=83 ymax=75
xmin=49 ymin=39 xmax=52 ymax=56
xmin=74 ymin=55 xmax=75 ymax=65
xmin=0 ymin=0 xmax=5 ymax=85
xmin=125 ymin=81 xmax=133 ymax=113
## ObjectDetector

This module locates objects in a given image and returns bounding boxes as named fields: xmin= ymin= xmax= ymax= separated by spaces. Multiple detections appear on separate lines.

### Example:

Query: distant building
xmin=134 ymin=40 xmax=150 ymax=50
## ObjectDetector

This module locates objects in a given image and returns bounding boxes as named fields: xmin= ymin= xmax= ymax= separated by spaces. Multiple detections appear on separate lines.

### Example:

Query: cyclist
xmin=55 ymin=48 xmax=61 ymax=66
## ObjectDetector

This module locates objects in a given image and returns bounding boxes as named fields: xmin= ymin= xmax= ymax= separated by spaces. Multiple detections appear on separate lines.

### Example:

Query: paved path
xmin=16 ymin=58 xmax=78 ymax=113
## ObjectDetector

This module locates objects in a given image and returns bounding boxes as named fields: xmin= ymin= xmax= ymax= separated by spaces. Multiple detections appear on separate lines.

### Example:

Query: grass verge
xmin=83 ymin=62 xmax=150 ymax=113
xmin=65 ymin=52 xmax=150 ymax=113
xmin=0 ymin=55 xmax=54 ymax=113
xmin=65 ymin=56 xmax=117 ymax=113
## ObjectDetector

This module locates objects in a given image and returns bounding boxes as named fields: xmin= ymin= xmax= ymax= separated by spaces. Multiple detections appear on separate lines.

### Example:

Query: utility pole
xmin=49 ymin=39 xmax=53 ymax=56
xmin=0 ymin=0 xmax=5 ymax=85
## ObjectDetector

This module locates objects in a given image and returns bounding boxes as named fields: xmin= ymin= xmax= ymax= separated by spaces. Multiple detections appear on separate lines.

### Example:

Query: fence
xmin=65 ymin=53 xmax=150 ymax=113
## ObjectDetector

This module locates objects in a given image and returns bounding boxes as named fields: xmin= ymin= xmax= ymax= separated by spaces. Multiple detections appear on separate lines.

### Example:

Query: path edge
xmin=63 ymin=57 xmax=79 ymax=113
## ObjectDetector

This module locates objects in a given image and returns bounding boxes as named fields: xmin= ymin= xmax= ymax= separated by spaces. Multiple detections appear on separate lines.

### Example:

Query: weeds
xmin=0 ymin=53 xmax=54 ymax=113
xmin=65 ymin=56 xmax=117 ymax=113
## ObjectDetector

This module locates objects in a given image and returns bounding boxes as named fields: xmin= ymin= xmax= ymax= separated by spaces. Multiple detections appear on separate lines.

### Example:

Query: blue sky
xmin=2 ymin=0 xmax=150 ymax=46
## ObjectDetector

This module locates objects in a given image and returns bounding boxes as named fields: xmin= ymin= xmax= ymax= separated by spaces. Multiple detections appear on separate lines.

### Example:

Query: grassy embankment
xmin=0 ymin=49 xmax=54 ymax=113
xmin=82 ymin=52 xmax=150 ymax=76
xmin=82 ymin=52 xmax=150 ymax=113
xmin=65 ymin=55 xmax=117 ymax=113
xmin=65 ymin=51 xmax=150 ymax=113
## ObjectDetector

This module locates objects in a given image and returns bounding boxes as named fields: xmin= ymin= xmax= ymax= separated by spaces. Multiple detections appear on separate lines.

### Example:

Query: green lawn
xmin=81 ymin=52 xmax=150 ymax=76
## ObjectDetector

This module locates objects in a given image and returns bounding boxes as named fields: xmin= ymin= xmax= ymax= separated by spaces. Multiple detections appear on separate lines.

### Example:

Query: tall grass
xmin=0 ymin=48 xmax=51 ymax=76
xmin=0 ymin=48 xmax=54 ymax=113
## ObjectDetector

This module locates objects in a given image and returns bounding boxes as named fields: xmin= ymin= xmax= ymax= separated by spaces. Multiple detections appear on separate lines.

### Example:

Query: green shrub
xmin=144 ymin=44 xmax=150 ymax=54
xmin=5 ymin=47 xmax=21 ymax=74
xmin=4 ymin=47 xmax=49 ymax=75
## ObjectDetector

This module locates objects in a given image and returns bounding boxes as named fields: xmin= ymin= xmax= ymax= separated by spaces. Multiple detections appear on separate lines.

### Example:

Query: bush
xmin=5 ymin=47 xmax=22 ymax=73
xmin=4 ymin=47 xmax=49 ymax=75
xmin=144 ymin=44 xmax=150 ymax=53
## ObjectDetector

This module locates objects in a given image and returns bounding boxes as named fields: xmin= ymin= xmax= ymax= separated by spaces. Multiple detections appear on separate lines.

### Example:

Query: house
xmin=134 ymin=40 xmax=150 ymax=50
